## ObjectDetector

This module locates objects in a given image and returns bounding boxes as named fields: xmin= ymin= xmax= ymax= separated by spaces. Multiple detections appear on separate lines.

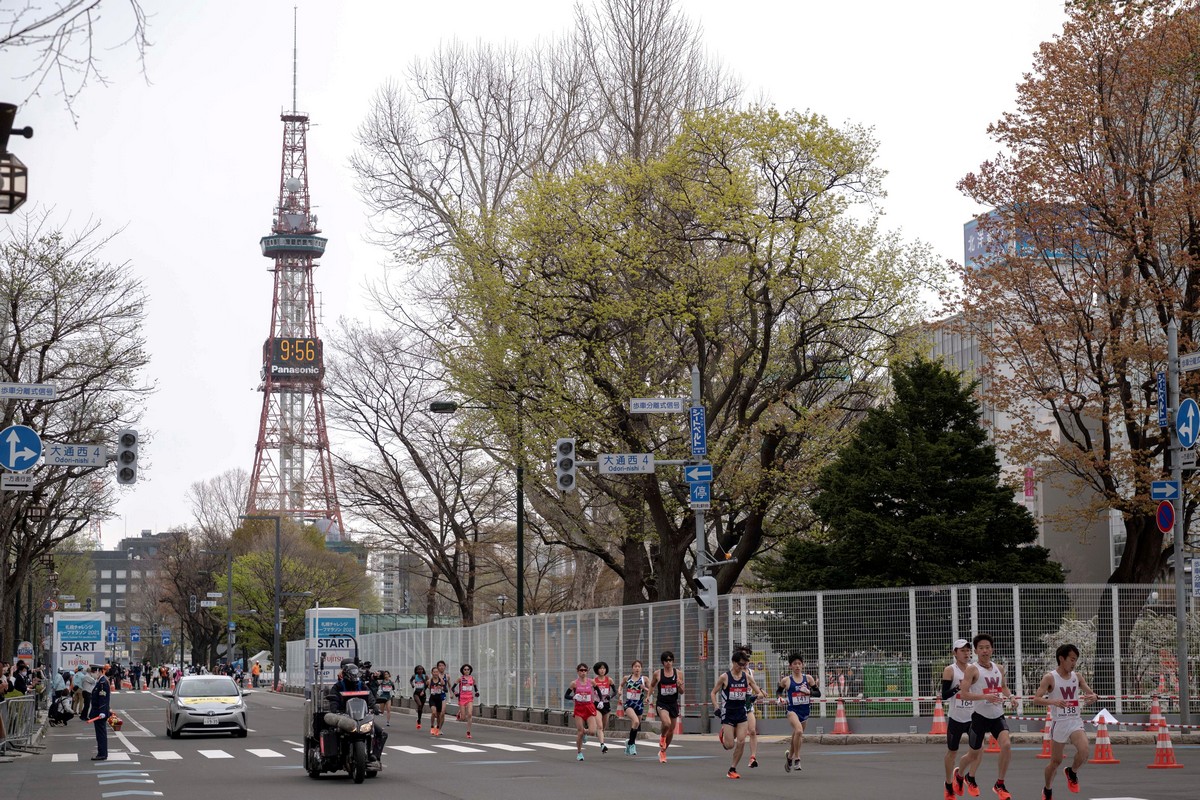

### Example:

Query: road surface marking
xmin=197 ymin=749 xmax=234 ymax=759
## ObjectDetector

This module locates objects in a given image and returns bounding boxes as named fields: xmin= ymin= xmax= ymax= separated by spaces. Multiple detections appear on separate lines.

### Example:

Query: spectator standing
xmin=251 ymin=661 xmax=261 ymax=688
xmin=130 ymin=662 xmax=142 ymax=691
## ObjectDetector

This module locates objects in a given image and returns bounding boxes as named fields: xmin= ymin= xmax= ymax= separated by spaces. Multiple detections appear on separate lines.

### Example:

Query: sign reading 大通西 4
xmin=44 ymin=443 xmax=105 ymax=467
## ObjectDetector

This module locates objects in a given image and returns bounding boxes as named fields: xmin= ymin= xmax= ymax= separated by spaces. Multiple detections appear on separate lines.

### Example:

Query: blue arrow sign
xmin=1151 ymin=480 xmax=1180 ymax=501
xmin=161 ymin=630 xmax=171 ymax=646
xmin=0 ymin=424 xmax=42 ymax=472
xmin=689 ymin=406 xmax=707 ymax=456
xmin=1158 ymin=372 xmax=1168 ymax=428
xmin=1178 ymin=397 xmax=1200 ymax=449
xmin=106 ymin=626 xmax=118 ymax=644
xmin=130 ymin=625 xmax=140 ymax=643
xmin=684 ymin=463 xmax=712 ymax=483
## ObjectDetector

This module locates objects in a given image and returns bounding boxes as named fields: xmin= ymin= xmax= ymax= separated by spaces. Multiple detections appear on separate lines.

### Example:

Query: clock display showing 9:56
xmin=264 ymin=337 xmax=323 ymax=381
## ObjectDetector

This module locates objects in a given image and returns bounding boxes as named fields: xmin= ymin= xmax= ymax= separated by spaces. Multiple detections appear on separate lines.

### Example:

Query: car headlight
xmin=358 ymin=722 xmax=373 ymax=733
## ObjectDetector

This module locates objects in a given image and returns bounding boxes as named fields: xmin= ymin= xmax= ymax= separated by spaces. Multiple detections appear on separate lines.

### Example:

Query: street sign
xmin=200 ymin=600 xmax=217 ymax=608
xmin=59 ymin=595 xmax=75 ymax=601
xmin=2 ymin=473 xmax=35 ymax=491
xmin=106 ymin=626 xmax=117 ymax=644
xmin=16 ymin=641 xmax=33 ymax=659
xmin=206 ymin=592 xmax=223 ymax=598
xmin=63 ymin=602 xmax=81 ymax=610
xmin=130 ymin=625 xmax=141 ymax=643
xmin=598 ymin=453 xmax=654 ymax=474
xmin=684 ymin=463 xmax=713 ymax=483
xmin=42 ymin=598 xmax=58 ymax=611
xmin=228 ymin=622 xmax=236 ymax=631
xmin=1151 ymin=480 xmax=1180 ymax=501
xmin=162 ymin=629 xmax=171 ymax=646
xmin=0 ymin=424 xmax=42 ymax=472
xmin=1192 ymin=558 xmax=1200 ymax=598
xmin=43 ymin=443 xmax=106 ymax=467
xmin=1181 ymin=351 xmax=1200 ymax=372
xmin=1178 ymin=397 xmax=1200 ymax=448
xmin=1156 ymin=500 xmax=1175 ymax=534
xmin=690 ymin=481 xmax=711 ymax=509
xmin=1158 ymin=372 xmax=1168 ymax=428
xmin=0 ymin=382 xmax=56 ymax=400
xmin=1183 ymin=449 xmax=1197 ymax=470
xmin=630 ymin=398 xmax=684 ymax=413
xmin=689 ymin=406 xmax=707 ymax=456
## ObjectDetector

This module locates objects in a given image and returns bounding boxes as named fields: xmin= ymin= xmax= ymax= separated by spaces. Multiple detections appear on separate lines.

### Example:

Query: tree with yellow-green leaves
xmin=436 ymin=107 xmax=945 ymax=603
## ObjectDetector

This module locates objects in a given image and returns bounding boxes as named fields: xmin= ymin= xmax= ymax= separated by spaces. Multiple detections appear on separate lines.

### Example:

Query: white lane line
xmin=433 ymin=744 xmax=485 ymax=753
xmin=106 ymin=753 xmax=133 ymax=761
xmin=119 ymin=711 xmax=153 ymax=736
xmin=100 ymin=792 xmax=162 ymax=798
xmin=115 ymin=730 xmax=140 ymax=754
xmin=525 ymin=741 xmax=577 ymax=750
xmin=387 ymin=745 xmax=436 ymax=754
xmin=283 ymin=739 xmax=304 ymax=747
xmin=149 ymin=751 xmax=181 ymax=760
xmin=476 ymin=743 xmax=535 ymax=752
xmin=292 ymin=747 xmax=305 ymax=753
xmin=246 ymin=749 xmax=285 ymax=758
xmin=197 ymin=749 xmax=234 ymax=759
xmin=51 ymin=753 xmax=79 ymax=762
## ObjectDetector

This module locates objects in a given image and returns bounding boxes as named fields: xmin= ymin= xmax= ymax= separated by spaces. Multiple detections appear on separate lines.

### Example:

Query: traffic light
xmin=116 ymin=428 xmax=139 ymax=485
xmin=554 ymin=438 xmax=576 ymax=492
xmin=692 ymin=576 xmax=718 ymax=610
xmin=188 ymin=594 xmax=197 ymax=614
xmin=85 ymin=597 xmax=92 ymax=612
xmin=151 ymin=623 xmax=160 ymax=636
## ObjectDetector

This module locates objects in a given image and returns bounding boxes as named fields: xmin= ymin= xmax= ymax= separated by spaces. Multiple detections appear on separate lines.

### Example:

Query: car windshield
xmin=176 ymin=678 xmax=239 ymax=698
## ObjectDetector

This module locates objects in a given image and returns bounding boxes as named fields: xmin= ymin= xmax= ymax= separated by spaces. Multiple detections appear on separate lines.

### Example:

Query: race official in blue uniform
xmin=89 ymin=662 xmax=111 ymax=761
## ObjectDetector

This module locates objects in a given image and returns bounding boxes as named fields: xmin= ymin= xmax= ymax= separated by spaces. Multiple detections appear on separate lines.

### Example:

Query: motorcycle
xmin=303 ymin=645 xmax=384 ymax=783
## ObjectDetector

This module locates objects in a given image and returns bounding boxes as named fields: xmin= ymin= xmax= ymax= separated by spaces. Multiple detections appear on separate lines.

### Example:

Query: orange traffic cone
xmin=1149 ymin=696 xmax=1166 ymax=731
xmin=675 ymin=716 xmax=683 ymax=735
xmin=1036 ymin=712 xmax=1053 ymax=759
xmin=1147 ymin=725 xmax=1184 ymax=769
xmin=1091 ymin=721 xmax=1119 ymax=764
xmin=929 ymin=702 xmax=947 ymax=735
xmin=985 ymin=733 xmax=1001 ymax=753
xmin=832 ymin=698 xmax=851 ymax=734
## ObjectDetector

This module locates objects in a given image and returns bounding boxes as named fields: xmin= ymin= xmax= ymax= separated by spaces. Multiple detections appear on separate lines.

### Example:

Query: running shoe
xmin=465 ymin=731 xmax=472 ymax=739
xmin=576 ymin=752 xmax=584 ymax=762
xmin=992 ymin=781 xmax=1011 ymax=800
xmin=1064 ymin=767 xmax=1079 ymax=793
xmin=793 ymin=758 xmax=802 ymax=771
xmin=748 ymin=756 xmax=758 ymax=768
xmin=785 ymin=750 xmax=792 ymax=773
xmin=965 ymin=774 xmax=980 ymax=798
xmin=953 ymin=767 xmax=965 ymax=797
xmin=601 ymin=743 xmax=608 ymax=753
xmin=431 ymin=726 xmax=438 ymax=736
xmin=630 ymin=743 xmax=637 ymax=756
xmin=658 ymin=748 xmax=667 ymax=764
xmin=415 ymin=723 xmax=420 ymax=729
xmin=625 ymin=744 xmax=633 ymax=756
xmin=726 ymin=767 xmax=740 ymax=780
xmin=945 ymin=788 xmax=956 ymax=800
xmin=1042 ymin=789 xmax=1052 ymax=800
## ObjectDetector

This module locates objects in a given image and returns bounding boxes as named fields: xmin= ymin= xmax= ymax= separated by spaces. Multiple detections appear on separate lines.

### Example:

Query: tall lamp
xmin=0 ymin=103 xmax=33 ymax=213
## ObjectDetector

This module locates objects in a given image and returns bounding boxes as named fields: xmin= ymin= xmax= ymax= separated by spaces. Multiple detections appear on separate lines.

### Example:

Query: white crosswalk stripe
xmin=525 ymin=741 xmax=577 ymax=750
xmin=52 ymin=753 xmax=78 ymax=762
xmin=477 ymin=743 xmax=535 ymax=752
xmin=150 ymin=751 xmax=181 ymax=760
xmin=197 ymin=749 xmax=234 ymax=759
xmin=106 ymin=753 xmax=133 ymax=761
xmin=433 ymin=744 xmax=485 ymax=753
xmin=246 ymin=749 xmax=286 ymax=758
xmin=388 ymin=745 xmax=436 ymax=754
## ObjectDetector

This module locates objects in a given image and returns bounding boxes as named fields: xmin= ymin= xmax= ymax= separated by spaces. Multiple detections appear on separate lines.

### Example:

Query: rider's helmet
xmin=341 ymin=660 xmax=361 ymax=683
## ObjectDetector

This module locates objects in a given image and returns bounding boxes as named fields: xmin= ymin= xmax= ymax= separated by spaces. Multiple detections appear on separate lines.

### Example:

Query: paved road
xmin=3 ymin=687 xmax=1197 ymax=799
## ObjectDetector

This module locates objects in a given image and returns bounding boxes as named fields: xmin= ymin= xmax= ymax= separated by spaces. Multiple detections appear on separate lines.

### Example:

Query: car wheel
xmin=234 ymin=727 xmax=248 ymax=738
xmin=166 ymin=725 xmax=178 ymax=740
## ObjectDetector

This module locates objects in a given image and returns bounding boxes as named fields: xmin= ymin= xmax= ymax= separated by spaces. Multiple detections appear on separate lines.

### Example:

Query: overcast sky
xmin=0 ymin=0 xmax=1068 ymax=548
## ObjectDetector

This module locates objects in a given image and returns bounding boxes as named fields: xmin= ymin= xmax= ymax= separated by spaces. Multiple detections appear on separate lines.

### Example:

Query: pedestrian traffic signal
xmin=188 ymin=594 xmax=197 ymax=614
xmin=555 ymin=438 xmax=576 ymax=492
xmin=151 ymin=623 xmax=160 ymax=636
xmin=115 ymin=428 xmax=139 ymax=485
xmin=85 ymin=597 xmax=92 ymax=612
xmin=692 ymin=576 xmax=718 ymax=609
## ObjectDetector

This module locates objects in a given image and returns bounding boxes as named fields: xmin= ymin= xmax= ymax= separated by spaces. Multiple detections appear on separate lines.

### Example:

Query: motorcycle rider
xmin=331 ymin=659 xmax=387 ymax=770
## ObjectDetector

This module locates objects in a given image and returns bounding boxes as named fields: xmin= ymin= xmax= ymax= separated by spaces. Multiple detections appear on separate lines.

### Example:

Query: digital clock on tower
xmin=264 ymin=337 xmax=323 ymax=381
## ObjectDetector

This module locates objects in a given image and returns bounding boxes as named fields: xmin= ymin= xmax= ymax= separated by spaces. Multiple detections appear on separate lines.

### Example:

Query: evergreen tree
xmin=757 ymin=356 xmax=1065 ymax=590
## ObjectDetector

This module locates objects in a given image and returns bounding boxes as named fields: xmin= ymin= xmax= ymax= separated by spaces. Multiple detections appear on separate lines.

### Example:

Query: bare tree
xmin=0 ymin=210 xmax=150 ymax=659
xmin=0 ymin=1 xmax=151 ymax=122
xmin=187 ymin=468 xmax=250 ymax=540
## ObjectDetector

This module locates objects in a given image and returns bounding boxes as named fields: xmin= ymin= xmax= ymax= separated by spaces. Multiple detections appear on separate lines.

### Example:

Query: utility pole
xmin=1167 ymin=321 xmax=1192 ymax=726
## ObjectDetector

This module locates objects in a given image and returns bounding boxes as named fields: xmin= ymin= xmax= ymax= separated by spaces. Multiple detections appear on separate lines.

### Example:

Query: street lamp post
xmin=239 ymin=515 xmax=282 ymax=690
xmin=430 ymin=399 xmax=525 ymax=616
xmin=200 ymin=549 xmax=235 ymax=667
xmin=497 ymin=593 xmax=508 ymax=618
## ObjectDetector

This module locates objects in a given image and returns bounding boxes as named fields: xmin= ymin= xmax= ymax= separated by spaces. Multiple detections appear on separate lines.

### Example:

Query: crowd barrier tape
xmin=0 ymin=696 xmax=39 ymax=752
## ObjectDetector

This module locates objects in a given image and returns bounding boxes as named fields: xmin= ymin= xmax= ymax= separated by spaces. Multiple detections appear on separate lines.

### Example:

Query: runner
xmin=711 ymin=649 xmax=763 ymax=779
xmin=648 ymin=650 xmax=684 ymax=763
xmin=452 ymin=663 xmax=478 ymax=739
xmin=409 ymin=665 xmax=427 ymax=730
xmin=620 ymin=659 xmax=648 ymax=755
xmin=593 ymin=661 xmax=615 ymax=736
xmin=958 ymin=634 xmax=1015 ymax=800
xmin=377 ymin=670 xmax=396 ymax=727
xmin=942 ymin=639 xmax=975 ymax=799
xmin=735 ymin=643 xmax=761 ymax=768
xmin=565 ymin=662 xmax=607 ymax=760
xmin=776 ymin=652 xmax=820 ymax=773
xmin=428 ymin=660 xmax=448 ymax=736
xmin=1032 ymin=643 xmax=1097 ymax=799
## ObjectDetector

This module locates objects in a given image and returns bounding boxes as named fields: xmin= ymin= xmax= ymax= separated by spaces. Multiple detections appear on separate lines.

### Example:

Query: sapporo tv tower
xmin=246 ymin=28 xmax=344 ymax=535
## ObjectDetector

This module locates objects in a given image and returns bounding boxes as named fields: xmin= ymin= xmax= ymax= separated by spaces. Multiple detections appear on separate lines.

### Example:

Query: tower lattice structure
xmin=246 ymin=108 xmax=344 ymax=534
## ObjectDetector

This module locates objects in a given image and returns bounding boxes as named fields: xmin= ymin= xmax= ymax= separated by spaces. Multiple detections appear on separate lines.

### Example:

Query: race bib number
xmin=789 ymin=691 xmax=810 ymax=705
xmin=1061 ymin=700 xmax=1079 ymax=716
xmin=626 ymin=688 xmax=641 ymax=701
xmin=660 ymin=685 xmax=677 ymax=696
xmin=574 ymin=691 xmax=593 ymax=703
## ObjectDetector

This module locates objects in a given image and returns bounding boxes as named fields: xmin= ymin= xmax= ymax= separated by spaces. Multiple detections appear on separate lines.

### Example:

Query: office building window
xmin=101 ymin=570 xmax=112 ymax=579
xmin=115 ymin=599 xmax=126 ymax=608
xmin=100 ymin=598 xmax=111 ymax=608
xmin=116 ymin=570 xmax=127 ymax=579
xmin=101 ymin=584 xmax=112 ymax=594
xmin=116 ymin=584 xmax=127 ymax=594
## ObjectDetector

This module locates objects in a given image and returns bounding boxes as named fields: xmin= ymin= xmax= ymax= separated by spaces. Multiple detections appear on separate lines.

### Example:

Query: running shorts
xmin=946 ymin=717 xmax=972 ymax=751
xmin=968 ymin=713 xmax=1009 ymax=750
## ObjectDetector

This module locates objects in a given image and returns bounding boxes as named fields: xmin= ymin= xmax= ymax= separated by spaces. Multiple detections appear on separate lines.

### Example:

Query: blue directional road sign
xmin=690 ymin=481 xmax=711 ymax=508
xmin=1156 ymin=500 xmax=1176 ymax=534
xmin=1151 ymin=480 xmax=1180 ymax=501
xmin=0 ymin=424 xmax=42 ymax=472
xmin=130 ymin=625 xmax=140 ymax=643
xmin=1158 ymin=372 xmax=1168 ymax=428
xmin=1178 ymin=397 xmax=1200 ymax=449
xmin=684 ymin=463 xmax=713 ymax=483
xmin=689 ymin=406 xmax=707 ymax=456
xmin=161 ymin=629 xmax=172 ymax=647
xmin=106 ymin=625 xmax=117 ymax=644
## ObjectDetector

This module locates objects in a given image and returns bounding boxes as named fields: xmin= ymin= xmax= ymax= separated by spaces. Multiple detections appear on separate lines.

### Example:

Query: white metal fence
xmin=286 ymin=583 xmax=1198 ymax=720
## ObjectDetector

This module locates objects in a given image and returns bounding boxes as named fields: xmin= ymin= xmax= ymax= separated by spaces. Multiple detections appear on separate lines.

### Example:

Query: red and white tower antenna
xmin=246 ymin=14 xmax=344 ymax=535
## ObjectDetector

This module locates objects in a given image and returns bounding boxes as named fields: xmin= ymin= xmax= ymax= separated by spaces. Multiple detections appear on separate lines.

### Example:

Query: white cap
xmin=953 ymin=639 xmax=971 ymax=650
